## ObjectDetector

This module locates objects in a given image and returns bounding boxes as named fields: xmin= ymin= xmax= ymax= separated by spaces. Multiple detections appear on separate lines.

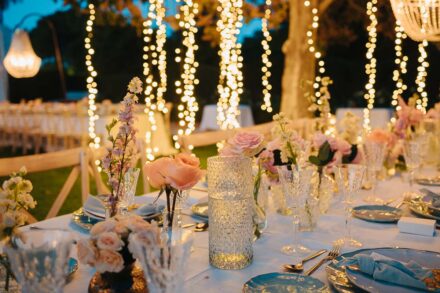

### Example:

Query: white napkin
xmin=83 ymin=195 xmax=104 ymax=215
xmin=398 ymin=217 xmax=436 ymax=236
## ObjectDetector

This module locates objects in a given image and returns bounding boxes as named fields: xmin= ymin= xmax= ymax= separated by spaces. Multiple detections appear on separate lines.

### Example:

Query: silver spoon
xmin=283 ymin=249 xmax=327 ymax=272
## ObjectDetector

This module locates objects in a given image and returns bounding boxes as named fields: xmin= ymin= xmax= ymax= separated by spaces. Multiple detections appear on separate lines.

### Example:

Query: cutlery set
xmin=282 ymin=244 xmax=341 ymax=276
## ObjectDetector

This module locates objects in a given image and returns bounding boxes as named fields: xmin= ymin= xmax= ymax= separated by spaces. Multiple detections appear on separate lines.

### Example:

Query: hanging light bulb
xmin=4 ymin=29 xmax=41 ymax=78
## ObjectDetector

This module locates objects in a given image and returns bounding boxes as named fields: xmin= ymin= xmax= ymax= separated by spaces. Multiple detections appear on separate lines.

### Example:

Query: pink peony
xmin=330 ymin=138 xmax=351 ymax=155
xmin=367 ymin=129 xmax=391 ymax=145
xmin=90 ymin=219 xmax=117 ymax=236
xmin=77 ymin=239 xmax=98 ymax=266
xmin=143 ymin=157 xmax=174 ymax=189
xmin=225 ymin=131 xmax=264 ymax=157
xmin=164 ymin=160 xmax=204 ymax=190
xmin=96 ymin=232 xmax=124 ymax=251
xmin=95 ymin=249 xmax=124 ymax=273
xmin=266 ymin=138 xmax=282 ymax=151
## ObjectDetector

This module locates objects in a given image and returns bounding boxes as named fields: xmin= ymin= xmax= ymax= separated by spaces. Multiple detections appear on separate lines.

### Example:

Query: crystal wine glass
xmin=130 ymin=229 xmax=193 ymax=293
xmin=363 ymin=141 xmax=386 ymax=203
xmin=403 ymin=139 xmax=423 ymax=192
xmin=334 ymin=164 xmax=366 ymax=247
xmin=5 ymin=230 xmax=75 ymax=293
xmin=118 ymin=167 xmax=140 ymax=214
xmin=277 ymin=165 xmax=314 ymax=256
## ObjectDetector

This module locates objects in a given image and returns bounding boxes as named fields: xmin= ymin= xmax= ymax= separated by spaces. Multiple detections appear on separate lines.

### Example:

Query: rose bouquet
xmin=0 ymin=167 xmax=36 ymax=291
xmin=144 ymin=153 xmax=204 ymax=232
xmin=101 ymin=77 xmax=142 ymax=217
xmin=77 ymin=214 xmax=154 ymax=274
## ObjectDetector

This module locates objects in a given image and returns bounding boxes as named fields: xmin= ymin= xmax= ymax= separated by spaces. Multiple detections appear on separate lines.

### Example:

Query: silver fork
xmin=304 ymin=243 xmax=341 ymax=276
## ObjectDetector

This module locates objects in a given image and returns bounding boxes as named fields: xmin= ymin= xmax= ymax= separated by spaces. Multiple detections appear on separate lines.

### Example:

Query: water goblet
xmin=363 ymin=141 xmax=386 ymax=203
xmin=118 ymin=167 xmax=140 ymax=214
xmin=130 ymin=229 xmax=193 ymax=293
xmin=5 ymin=230 xmax=75 ymax=293
xmin=277 ymin=165 xmax=314 ymax=256
xmin=334 ymin=164 xmax=366 ymax=247
xmin=403 ymin=139 xmax=423 ymax=192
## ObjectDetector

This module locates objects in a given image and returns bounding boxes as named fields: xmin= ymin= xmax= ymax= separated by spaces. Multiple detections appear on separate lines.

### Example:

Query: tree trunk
xmin=280 ymin=0 xmax=316 ymax=120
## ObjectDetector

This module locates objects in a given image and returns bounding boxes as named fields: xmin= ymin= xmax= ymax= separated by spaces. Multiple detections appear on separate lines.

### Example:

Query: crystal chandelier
xmin=4 ymin=29 xmax=41 ymax=78
xmin=390 ymin=0 xmax=440 ymax=41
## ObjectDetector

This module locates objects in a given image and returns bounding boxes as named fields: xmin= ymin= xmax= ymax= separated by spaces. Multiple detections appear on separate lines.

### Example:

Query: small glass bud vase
xmin=312 ymin=172 xmax=334 ymax=214
xmin=208 ymin=156 xmax=254 ymax=270
xmin=298 ymin=196 xmax=320 ymax=232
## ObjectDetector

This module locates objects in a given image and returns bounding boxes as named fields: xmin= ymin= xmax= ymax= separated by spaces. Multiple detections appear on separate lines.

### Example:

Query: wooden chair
xmin=0 ymin=147 xmax=109 ymax=221
xmin=178 ymin=122 xmax=275 ymax=153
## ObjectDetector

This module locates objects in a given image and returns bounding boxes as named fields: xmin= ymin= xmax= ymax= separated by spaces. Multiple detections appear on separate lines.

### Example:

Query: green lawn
xmin=0 ymin=145 xmax=217 ymax=221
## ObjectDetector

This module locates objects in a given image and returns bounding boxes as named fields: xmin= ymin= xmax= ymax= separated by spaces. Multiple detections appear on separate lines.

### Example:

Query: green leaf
xmin=318 ymin=141 xmax=331 ymax=162
xmin=342 ymin=144 xmax=357 ymax=164
xmin=309 ymin=156 xmax=321 ymax=166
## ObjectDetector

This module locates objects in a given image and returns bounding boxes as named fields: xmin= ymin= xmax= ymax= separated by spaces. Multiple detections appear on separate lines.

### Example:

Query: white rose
xmin=90 ymin=219 xmax=117 ymax=237
xmin=95 ymin=249 xmax=124 ymax=273
xmin=96 ymin=232 xmax=124 ymax=251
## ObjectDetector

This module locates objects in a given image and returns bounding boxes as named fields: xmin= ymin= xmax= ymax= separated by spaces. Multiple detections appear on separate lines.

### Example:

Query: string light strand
xmin=391 ymin=20 xmax=408 ymax=118
xmin=260 ymin=0 xmax=273 ymax=113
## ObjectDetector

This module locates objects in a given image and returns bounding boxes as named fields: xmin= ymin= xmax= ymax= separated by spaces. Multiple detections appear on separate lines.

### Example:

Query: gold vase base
xmin=88 ymin=264 xmax=147 ymax=293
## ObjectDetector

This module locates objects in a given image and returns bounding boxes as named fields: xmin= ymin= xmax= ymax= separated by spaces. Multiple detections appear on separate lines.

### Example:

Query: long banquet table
xmin=25 ymin=175 xmax=440 ymax=292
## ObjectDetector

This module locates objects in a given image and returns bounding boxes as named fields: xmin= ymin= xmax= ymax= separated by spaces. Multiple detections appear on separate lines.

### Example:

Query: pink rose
xmin=95 ymin=249 xmax=124 ymax=273
xmin=175 ymin=153 xmax=200 ymax=167
xmin=219 ymin=145 xmax=241 ymax=156
xmin=77 ymin=239 xmax=98 ymax=266
xmin=90 ymin=219 xmax=117 ymax=236
xmin=367 ymin=129 xmax=391 ymax=145
xmin=313 ymin=133 xmax=327 ymax=149
xmin=143 ymin=157 xmax=174 ymax=189
xmin=267 ymin=138 xmax=282 ymax=151
xmin=331 ymin=138 xmax=351 ymax=155
xmin=409 ymin=108 xmax=424 ymax=125
xmin=226 ymin=131 xmax=264 ymax=157
xmin=164 ymin=161 xmax=204 ymax=190
xmin=96 ymin=232 xmax=124 ymax=251
xmin=258 ymin=150 xmax=277 ymax=175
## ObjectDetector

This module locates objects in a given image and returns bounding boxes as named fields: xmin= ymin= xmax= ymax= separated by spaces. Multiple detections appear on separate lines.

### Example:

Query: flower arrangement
xmin=143 ymin=153 xmax=204 ymax=231
xmin=394 ymin=95 xmax=425 ymax=140
xmin=102 ymin=77 xmax=142 ymax=216
xmin=308 ymin=133 xmax=359 ymax=173
xmin=0 ymin=167 xmax=36 ymax=242
xmin=0 ymin=167 xmax=36 ymax=291
xmin=77 ymin=214 xmax=156 ymax=273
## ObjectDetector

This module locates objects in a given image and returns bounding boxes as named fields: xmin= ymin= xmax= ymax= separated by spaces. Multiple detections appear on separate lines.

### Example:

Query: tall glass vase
xmin=312 ymin=171 xmax=334 ymax=214
xmin=208 ymin=156 xmax=254 ymax=270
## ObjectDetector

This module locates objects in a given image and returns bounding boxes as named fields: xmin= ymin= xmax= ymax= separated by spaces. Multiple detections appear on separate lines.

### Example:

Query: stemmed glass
xmin=277 ymin=165 xmax=314 ymax=256
xmin=119 ymin=167 xmax=141 ymax=214
xmin=334 ymin=164 xmax=366 ymax=247
xmin=403 ymin=139 xmax=423 ymax=191
xmin=130 ymin=229 xmax=193 ymax=293
xmin=363 ymin=141 xmax=386 ymax=203
xmin=5 ymin=230 xmax=75 ymax=293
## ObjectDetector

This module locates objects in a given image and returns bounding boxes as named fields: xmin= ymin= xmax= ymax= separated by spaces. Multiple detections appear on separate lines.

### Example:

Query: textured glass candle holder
xmin=208 ymin=156 xmax=254 ymax=270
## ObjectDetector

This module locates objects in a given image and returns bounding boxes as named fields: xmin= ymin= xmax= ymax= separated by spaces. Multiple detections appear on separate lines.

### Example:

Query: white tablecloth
xmin=199 ymin=105 xmax=254 ymax=131
xmin=336 ymin=108 xmax=393 ymax=130
xmin=24 ymin=176 xmax=440 ymax=292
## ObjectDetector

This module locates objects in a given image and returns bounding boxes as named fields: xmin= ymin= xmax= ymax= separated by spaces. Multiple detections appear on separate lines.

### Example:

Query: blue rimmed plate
xmin=71 ymin=208 xmax=101 ymax=231
xmin=191 ymin=202 xmax=208 ymax=219
xmin=243 ymin=273 xmax=329 ymax=293
xmin=352 ymin=205 xmax=402 ymax=223
xmin=326 ymin=247 xmax=440 ymax=293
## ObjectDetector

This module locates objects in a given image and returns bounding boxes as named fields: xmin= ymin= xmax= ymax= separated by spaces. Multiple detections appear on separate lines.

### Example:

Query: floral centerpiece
xmin=144 ymin=153 xmax=204 ymax=232
xmin=77 ymin=214 xmax=154 ymax=292
xmin=394 ymin=95 xmax=425 ymax=140
xmin=101 ymin=77 xmax=142 ymax=217
xmin=0 ymin=167 xmax=36 ymax=291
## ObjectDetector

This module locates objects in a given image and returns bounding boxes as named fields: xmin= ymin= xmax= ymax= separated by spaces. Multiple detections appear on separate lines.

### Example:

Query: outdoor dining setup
xmin=1 ymin=0 xmax=440 ymax=291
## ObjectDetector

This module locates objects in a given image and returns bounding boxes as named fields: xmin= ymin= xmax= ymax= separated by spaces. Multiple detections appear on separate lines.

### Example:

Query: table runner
xmin=25 ymin=176 xmax=440 ymax=292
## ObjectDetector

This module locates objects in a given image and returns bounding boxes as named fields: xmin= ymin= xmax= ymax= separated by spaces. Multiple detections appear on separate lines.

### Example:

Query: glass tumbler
xmin=208 ymin=156 xmax=254 ymax=270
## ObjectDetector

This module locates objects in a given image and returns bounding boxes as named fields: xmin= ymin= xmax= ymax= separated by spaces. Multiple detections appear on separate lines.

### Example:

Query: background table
xmin=25 ymin=175 xmax=440 ymax=292
xmin=198 ymin=104 xmax=254 ymax=131
xmin=335 ymin=108 xmax=393 ymax=130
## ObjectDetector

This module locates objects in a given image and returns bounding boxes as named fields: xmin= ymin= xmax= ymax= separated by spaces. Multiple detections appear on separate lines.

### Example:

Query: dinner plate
xmin=243 ymin=272 xmax=329 ymax=293
xmin=71 ymin=208 xmax=101 ymax=231
xmin=408 ymin=201 xmax=440 ymax=228
xmin=326 ymin=248 xmax=440 ymax=293
xmin=191 ymin=202 xmax=208 ymax=219
xmin=416 ymin=177 xmax=440 ymax=187
xmin=352 ymin=205 xmax=402 ymax=223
